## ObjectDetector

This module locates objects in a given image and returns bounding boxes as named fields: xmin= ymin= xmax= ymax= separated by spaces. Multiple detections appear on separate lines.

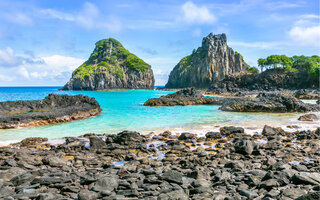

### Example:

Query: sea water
xmin=0 ymin=87 xmax=318 ymax=145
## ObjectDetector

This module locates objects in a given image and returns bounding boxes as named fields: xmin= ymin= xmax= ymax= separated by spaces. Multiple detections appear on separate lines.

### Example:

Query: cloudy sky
xmin=0 ymin=0 xmax=319 ymax=86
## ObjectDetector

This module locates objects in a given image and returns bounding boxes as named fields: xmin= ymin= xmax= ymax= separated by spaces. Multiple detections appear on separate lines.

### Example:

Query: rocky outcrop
xmin=0 ymin=126 xmax=319 ymax=199
xmin=165 ymin=33 xmax=248 ymax=88
xmin=0 ymin=94 xmax=101 ymax=129
xmin=62 ymin=38 xmax=154 ymax=90
xmin=220 ymin=93 xmax=320 ymax=112
xmin=144 ymin=88 xmax=220 ymax=106
xmin=209 ymin=69 xmax=320 ymax=93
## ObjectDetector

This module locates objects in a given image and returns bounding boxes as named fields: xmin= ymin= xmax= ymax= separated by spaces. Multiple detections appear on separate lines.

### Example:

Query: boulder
xmin=298 ymin=114 xmax=318 ymax=121
xmin=178 ymin=132 xmax=196 ymax=140
xmin=235 ymin=138 xmax=253 ymax=155
xmin=220 ymin=126 xmax=244 ymax=136
xmin=89 ymin=136 xmax=106 ymax=149
xmin=205 ymin=132 xmax=222 ymax=139
xmin=114 ymin=131 xmax=145 ymax=145
xmin=292 ymin=172 xmax=320 ymax=185
xmin=162 ymin=170 xmax=183 ymax=184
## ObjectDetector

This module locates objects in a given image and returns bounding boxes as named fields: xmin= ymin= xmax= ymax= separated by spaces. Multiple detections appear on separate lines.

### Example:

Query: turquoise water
xmin=0 ymin=87 xmax=310 ymax=144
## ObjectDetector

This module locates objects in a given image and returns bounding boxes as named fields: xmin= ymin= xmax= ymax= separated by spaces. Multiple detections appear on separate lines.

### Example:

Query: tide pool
xmin=0 ymin=87 xmax=317 ymax=145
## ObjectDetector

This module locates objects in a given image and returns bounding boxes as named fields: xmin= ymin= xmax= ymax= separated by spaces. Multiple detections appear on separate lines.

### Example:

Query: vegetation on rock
xmin=72 ymin=38 xmax=150 ymax=80
xmin=257 ymin=55 xmax=319 ymax=79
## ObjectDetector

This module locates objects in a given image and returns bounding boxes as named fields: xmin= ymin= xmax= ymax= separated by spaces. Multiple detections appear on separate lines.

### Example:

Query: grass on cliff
xmin=72 ymin=38 xmax=150 ymax=80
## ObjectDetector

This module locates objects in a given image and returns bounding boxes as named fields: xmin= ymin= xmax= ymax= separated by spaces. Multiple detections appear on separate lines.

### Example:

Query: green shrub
xmin=247 ymin=67 xmax=259 ymax=74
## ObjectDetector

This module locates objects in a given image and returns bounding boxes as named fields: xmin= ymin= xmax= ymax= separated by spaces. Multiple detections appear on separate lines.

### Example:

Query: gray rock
xmin=220 ymin=126 xmax=244 ymax=136
xmin=292 ymin=172 xmax=320 ymax=185
xmin=282 ymin=188 xmax=306 ymax=199
xmin=89 ymin=136 xmax=106 ymax=149
xmin=158 ymin=189 xmax=188 ymax=200
xmin=239 ymin=189 xmax=259 ymax=199
xmin=295 ymin=192 xmax=320 ymax=200
xmin=10 ymin=172 xmax=35 ymax=186
xmin=235 ymin=138 xmax=253 ymax=155
xmin=298 ymin=114 xmax=318 ymax=121
xmin=162 ymin=170 xmax=183 ymax=184
xmin=78 ymin=190 xmax=99 ymax=200
xmin=92 ymin=176 xmax=119 ymax=193
xmin=178 ymin=132 xmax=196 ymax=140
xmin=0 ymin=167 xmax=26 ymax=181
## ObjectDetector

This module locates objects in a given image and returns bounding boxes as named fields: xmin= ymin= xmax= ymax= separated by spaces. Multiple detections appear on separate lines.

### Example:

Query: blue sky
xmin=0 ymin=0 xmax=319 ymax=86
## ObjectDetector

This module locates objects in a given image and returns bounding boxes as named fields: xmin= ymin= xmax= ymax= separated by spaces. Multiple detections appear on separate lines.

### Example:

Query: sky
xmin=0 ymin=0 xmax=319 ymax=86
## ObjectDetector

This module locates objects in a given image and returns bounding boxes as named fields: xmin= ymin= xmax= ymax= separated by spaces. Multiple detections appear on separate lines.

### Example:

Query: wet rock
xmin=298 ymin=114 xmax=319 ymax=121
xmin=178 ymin=132 xmax=196 ymax=140
xmin=205 ymin=132 xmax=222 ymax=139
xmin=262 ymin=125 xmax=284 ymax=137
xmin=220 ymin=126 xmax=244 ymax=136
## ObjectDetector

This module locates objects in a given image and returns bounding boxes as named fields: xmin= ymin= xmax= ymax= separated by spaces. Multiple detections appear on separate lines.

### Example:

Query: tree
xmin=258 ymin=58 xmax=266 ymax=72
xmin=248 ymin=67 xmax=259 ymax=74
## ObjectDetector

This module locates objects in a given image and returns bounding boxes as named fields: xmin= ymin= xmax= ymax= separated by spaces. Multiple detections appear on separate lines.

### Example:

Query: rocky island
xmin=62 ymin=38 xmax=154 ymax=90
xmin=165 ymin=33 xmax=249 ymax=88
xmin=0 ymin=94 xmax=101 ymax=129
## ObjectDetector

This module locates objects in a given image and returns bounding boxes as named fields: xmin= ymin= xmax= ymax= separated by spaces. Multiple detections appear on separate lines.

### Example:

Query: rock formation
xmin=144 ymin=88 xmax=219 ymax=106
xmin=220 ymin=93 xmax=320 ymax=112
xmin=62 ymin=38 xmax=154 ymax=90
xmin=0 ymin=94 xmax=101 ymax=129
xmin=165 ymin=33 xmax=248 ymax=88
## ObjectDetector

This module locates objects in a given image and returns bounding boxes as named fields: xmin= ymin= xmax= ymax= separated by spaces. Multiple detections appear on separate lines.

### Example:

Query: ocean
xmin=0 ymin=87 xmax=318 ymax=145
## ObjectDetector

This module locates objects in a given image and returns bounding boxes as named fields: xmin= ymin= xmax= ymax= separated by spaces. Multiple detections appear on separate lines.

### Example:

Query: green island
xmin=71 ymin=38 xmax=150 ymax=80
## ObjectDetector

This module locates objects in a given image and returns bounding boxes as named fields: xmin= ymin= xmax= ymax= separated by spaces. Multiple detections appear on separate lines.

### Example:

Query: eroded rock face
xmin=62 ymin=38 xmax=154 ymax=90
xmin=165 ymin=33 xmax=248 ymax=88
xmin=0 ymin=94 xmax=101 ymax=129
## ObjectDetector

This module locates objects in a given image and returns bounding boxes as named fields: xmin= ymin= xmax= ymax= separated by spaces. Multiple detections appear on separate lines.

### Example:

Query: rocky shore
xmin=0 ymin=94 xmax=101 ymax=129
xmin=0 ymin=126 xmax=319 ymax=199
xmin=145 ymin=88 xmax=319 ymax=113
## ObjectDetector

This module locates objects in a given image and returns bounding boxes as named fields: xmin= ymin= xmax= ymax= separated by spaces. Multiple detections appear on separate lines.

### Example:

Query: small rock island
xmin=62 ymin=38 xmax=155 ymax=90
xmin=0 ymin=94 xmax=101 ymax=129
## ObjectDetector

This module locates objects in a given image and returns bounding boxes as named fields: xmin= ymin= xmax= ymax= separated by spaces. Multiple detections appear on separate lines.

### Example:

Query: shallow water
xmin=0 ymin=87 xmax=318 ymax=145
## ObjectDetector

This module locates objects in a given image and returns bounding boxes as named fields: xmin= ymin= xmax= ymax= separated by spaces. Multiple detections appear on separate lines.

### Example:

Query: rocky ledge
xmin=220 ymin=93 xmax=320 ymax=112
xmin=0 ymin=126 xmax=320 ymax=199
xmin=143 ymin=88 xmax=219 ymax=106
xmin=0 ymin=94 xmax=101 ymax=129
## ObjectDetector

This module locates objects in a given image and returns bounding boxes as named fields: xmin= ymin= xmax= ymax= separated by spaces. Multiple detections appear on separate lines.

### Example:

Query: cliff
xmin=62 ymin=38 xmax=154 ymax=90
xmin=165 ymin=33 xmax=249 ymax=88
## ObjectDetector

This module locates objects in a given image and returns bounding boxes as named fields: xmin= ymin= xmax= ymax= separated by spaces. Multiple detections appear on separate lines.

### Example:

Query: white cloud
xmin=17 ymin=67 xmax=29 ymax=79
xmin=40 ymin=9 xmax=74 ymax=21
xmin=0 ymin=47 xmax=39 ymax=67
xmin=181 ymin=1 xmax=216 ymax=24
xmin=0 ymin=47 xmax=85 ymax=85
xmin=40 ymin=2 xmax=122 ymax=33
xmin=289 ymin=25 xmax=320 ymax=47
xmin=3 ymin=12 xmax=33 ymax=26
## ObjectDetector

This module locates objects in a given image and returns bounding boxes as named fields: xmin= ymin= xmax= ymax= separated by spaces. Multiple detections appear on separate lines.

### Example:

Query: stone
xmin=162 ymin=170 xmax=183 ymax=184
xmin=89 ymin=136 xmax=106 ymax=149
xmin=0 ymin=167 xmax=26 ymax=181
xmin=205 ymin=131 xmax=222 ymax=139
xmin=292 ymin=172 xmax=320 ymax=185
xmin=235 ymin=138 xmax=253 ymax=155
xmin=78 ymin=190 xmax=99 ymax=200
xmin=178 ymin=132 xmax=196 ymax=140
xmin=281 ymin=188 xmax=306 ymax=199
xmin=298 ymin=114 xmax=318 ymax=121
xmin=239 ymin=189 xmax=259 ymax=199
xmin=220 ymin=126 xmax=244 ymax=136
xmin=10 ymin=172 xmax=35 ymax=186
xmin=158 ymin=189 xmax=188 ymax=200
xmin=92 ymin=176 xmax=119 ymax=193
xmin=114 ymin=131 xmax=145 ymax=145
xmin=262 ymin=125 xmax=284 ymax=136
xmin=295 ymin=192 xmax=320 ymax=200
